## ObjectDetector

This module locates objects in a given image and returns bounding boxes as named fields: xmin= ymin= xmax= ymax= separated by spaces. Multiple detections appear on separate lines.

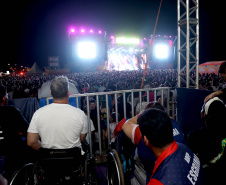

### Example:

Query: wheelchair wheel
xmin=107 ymin=149 xmax=125 ymax=185
xmin=30 ymin=162 xmax=83 ymax=185
xmin=9 ymin=163 xmax=34 ymax=185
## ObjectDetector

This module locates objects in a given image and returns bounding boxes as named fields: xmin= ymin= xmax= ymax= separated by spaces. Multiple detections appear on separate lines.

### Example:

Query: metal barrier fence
xmin=45 ymin=87 xmax=176 ymax=157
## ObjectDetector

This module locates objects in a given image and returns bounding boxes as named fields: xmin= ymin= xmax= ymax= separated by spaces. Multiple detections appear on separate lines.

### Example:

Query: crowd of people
xmin=0 ymin=62 xmax=226 ymax=185
xmin=0 ymin=68 xmax=225 ymax=100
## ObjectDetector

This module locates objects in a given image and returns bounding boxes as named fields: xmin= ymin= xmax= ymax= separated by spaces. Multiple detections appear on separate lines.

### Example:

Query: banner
xmin=48 ymin=56 xmax=59 ymax=68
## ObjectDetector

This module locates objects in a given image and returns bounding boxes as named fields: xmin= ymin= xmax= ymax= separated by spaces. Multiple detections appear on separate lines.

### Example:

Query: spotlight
xmin=154 ymin=44 xmax=169 ymax=59
xmin=77 ymin=41 xmax=96 ymax=59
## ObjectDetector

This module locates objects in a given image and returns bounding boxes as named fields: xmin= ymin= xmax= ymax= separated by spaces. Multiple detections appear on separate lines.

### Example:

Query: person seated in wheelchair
xmin=117 ymin=102 xmax=186 ymax=185
xmin=187 ymin=97 xmax=226 ymax=185
xmin=125 ymin=108 xmax=204 ymax=185
xmin=27 ymin=76 xmax=88 ymax=183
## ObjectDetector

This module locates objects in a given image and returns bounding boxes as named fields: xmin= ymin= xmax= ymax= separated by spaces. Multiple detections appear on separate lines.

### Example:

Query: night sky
xmin=2 ymin=0 xmax=226 ymax=70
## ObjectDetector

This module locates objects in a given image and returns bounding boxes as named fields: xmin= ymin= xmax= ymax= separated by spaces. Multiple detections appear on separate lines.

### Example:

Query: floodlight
xmin=116 ymin=37 xmax=140 ymax=44
xmin=77 ymin=42 xmax=96 ymax=59
xmin=154 ymin=44 xmax=169 ymax=59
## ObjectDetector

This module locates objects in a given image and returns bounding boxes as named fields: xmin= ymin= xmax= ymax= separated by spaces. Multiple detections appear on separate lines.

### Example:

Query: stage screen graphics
xmin=106 ymin=35 xmax=175 ymax=71
xmin=107 ymin=46 xmax=146 ymax=71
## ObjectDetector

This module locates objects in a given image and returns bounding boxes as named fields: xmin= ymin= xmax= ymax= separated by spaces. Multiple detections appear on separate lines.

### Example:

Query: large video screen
xmin=107 ymin=47 xmax=146 ymax=71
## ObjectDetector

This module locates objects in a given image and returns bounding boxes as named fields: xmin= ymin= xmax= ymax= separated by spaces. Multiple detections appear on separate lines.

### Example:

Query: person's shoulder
xmin=67 ymin=104 xmax=81 ymax=110
xmin=34 ymin=103 xmax=58 ymax=114
xmin=176 ymin=142 xmax=198 ymax=159
xmin=67 ymin=104 xmax=86 ymax=114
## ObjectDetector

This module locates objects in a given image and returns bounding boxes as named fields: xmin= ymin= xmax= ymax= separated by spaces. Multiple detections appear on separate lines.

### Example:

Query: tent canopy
xmin=38 ymin=81 xmax=79 ymax=99
xmin=26 ymin=62 xmax=44 ymax=75
xmin=199 ymin=61 xmax=225 ymax=75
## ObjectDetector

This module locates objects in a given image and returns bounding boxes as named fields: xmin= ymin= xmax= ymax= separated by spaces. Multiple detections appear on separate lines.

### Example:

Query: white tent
xmin=38 ymin=81 xmax=79 ymax=99
xmin=26 ymin=62 xmax=44 ymax=76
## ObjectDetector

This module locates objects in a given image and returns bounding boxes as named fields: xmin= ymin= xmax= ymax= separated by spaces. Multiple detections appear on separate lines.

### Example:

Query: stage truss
xmin=177 ymin=0 xmax=199 ymax=88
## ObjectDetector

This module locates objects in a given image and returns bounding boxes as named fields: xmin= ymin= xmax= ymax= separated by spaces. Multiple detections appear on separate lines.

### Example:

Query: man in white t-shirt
xmin=27 ymin=76 xmax=88 ymax=150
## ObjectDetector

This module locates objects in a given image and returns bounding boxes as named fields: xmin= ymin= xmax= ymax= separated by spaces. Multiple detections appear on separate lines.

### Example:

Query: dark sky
xmin=2 ymin=0 xmax=226 ymax=70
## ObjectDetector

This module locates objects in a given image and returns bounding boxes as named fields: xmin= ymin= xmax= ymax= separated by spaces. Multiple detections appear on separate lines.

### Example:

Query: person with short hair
xmin=204 ymin=62 xmax=226 ymax=103
xmin=122 ymin=102 xmax=186 ymax=184
xmin=27 ymin=76 xmax=88 ymax=151
xmin=136 ymin=109 xmax=204 ymax=185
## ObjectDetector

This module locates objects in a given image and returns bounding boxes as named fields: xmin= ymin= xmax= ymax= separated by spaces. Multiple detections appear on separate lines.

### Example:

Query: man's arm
xmin=80 ymin=134 xmax=87 ymax=142
xmin=0 ymin=174 xmax=7 ymax=185
xmin=27 ymin=132 xmax=41 ymax=150
xmin=122 ymin=115 xmax=138 ymax=141
xmin=204 ymin=90 xmax=223 ymax=103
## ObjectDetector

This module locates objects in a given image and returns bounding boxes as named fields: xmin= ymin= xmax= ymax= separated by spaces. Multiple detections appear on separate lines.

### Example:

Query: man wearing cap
xmin=204 ymin=61 xmax=226 ymax=103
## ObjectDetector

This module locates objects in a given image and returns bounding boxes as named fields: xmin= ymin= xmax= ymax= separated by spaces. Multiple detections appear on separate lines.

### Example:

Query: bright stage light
xmin=116 ymin=37 xmax=140 ymax=44
xmin=77 ymin=42 xmax=96 ymax=59
xmin=154 ymin=44 xmax=169 ymax=59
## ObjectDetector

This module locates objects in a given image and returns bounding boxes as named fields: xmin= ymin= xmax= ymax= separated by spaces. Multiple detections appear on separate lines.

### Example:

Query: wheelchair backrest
xmin=39 ymin=147 xmax=81 ymax=160
xmin=37 ymin=147 xmax=82 ymax=174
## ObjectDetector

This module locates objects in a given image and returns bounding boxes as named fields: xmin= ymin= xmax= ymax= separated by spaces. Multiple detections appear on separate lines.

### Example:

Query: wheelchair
xmin=8 ymin=135 xmax=130 ymax=185
xmin=106 ymin=132 xmax=136 ymax=185
xmin=106 ymin=149 xmax=125 ymax=185
xmin=9 ymin=147 xmax=97 ymax=185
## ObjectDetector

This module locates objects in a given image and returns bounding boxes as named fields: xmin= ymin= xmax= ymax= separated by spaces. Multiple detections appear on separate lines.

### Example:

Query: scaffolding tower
xmin=177 ymin=0 xmax=199 ymax=88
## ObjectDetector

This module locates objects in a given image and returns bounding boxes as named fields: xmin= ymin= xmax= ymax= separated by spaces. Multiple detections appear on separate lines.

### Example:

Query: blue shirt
xmin=148 ymin=141 xmax=204 ymax=185
xmin=132 ymin=119 xmax=187 ymax=184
